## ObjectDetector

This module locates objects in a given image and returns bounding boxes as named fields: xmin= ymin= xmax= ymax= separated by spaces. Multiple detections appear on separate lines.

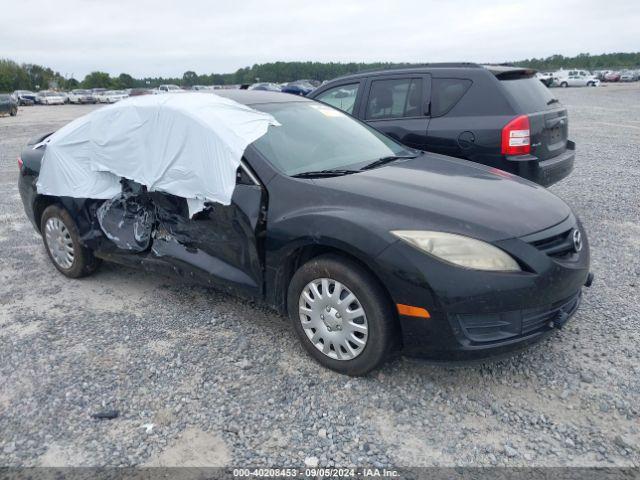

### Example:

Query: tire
xmin=587 ymin=81 xmax=595 ymax=87
xmin=560 ymin=82 xmax=569 ymax=88
xmin=10 ymin=108 xmax=17 ymax=116
xmin=287 ymin=254 xmax=397 ymax=376
xmin=40 ymin=205 xmax=101 ymax=278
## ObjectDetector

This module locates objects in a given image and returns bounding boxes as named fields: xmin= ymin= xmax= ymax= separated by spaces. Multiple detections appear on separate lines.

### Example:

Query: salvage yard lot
xmin=0 ymin=85 xmax=639 ymax=467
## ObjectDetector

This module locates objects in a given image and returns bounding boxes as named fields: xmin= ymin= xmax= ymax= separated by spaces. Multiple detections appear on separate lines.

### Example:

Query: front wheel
xmin=287 ymin=254 xmax=397 ymax=376
xmin=560 ymin=82 xmax=569 ymax=88
xmin=41 ymin=205 xmax=101 ymax=278
xmin=10 ymin=108 xmax=17 ymax=116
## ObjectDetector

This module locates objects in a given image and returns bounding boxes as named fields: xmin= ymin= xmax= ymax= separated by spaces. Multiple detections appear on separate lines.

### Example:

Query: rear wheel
xmin=287 ymin=254 xmax=397 ymax=376
xmin=587 ymin=81 xmax=595 ymax=87
xmin=560 ymin=81 xmax=569 ymax=88
xmin=40 ymin=205 xmax=100 ymax=278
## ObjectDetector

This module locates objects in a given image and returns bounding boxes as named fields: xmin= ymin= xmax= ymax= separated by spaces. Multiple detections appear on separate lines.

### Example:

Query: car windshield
xmin=251 ymin=101 xmax=412 ymax=175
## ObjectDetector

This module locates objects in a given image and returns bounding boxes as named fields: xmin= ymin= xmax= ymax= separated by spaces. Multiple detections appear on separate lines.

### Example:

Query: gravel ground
xmin=0 ymin=85 xmax=638 ymax=468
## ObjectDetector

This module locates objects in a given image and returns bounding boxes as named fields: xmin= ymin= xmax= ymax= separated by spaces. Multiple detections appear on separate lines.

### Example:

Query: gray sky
xmin=2 ymin=0 xmax=639 ymax=79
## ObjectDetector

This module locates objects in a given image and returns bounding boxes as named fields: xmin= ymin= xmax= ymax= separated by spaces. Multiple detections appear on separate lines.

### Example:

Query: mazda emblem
xmin=572 ymin=229 xmax=583 ymax=253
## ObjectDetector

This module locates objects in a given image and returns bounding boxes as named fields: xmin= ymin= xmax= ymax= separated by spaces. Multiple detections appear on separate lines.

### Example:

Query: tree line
xmin=2 ymin=52 xmax=639 ymax=92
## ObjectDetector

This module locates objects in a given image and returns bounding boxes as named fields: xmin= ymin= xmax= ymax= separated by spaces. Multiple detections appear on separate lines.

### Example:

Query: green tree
xmin=182 ymin=70 xmax=198 ymax=86
xmin=65 ymin=78 xmax=80 ymax=89
xmin=82 ymin=71 xmax=112 ymax=89
xmin=115 ymin=73 xmax=134 ymax=89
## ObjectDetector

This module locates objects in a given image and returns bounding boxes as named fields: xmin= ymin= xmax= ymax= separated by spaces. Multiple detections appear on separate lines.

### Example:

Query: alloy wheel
xmin=298 ymin=278 xmax=369 ymax=360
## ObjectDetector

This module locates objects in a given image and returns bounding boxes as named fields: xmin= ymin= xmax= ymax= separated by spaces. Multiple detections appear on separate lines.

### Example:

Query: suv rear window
xmin=500 ymin=76 xmax=559 ymax=112
xmin=431 ymin=78 xmax=472 ymax=117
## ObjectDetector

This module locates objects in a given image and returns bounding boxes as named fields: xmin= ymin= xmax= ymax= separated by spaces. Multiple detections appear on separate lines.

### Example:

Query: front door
xmin=150 ymin=164 xmax=266 ymax=299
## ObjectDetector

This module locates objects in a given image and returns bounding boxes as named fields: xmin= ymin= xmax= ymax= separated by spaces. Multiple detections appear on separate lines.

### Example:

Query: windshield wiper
xmin=292 ymin=169 xmax=360 ymax=178
xmin=547 ymin=98 xmax=560 ymax=105
xmin=360 ymin=155 xmax=417 ymax=171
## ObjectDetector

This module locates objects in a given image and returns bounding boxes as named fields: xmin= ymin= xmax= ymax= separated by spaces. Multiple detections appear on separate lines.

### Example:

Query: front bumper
xmin=505 ymin=141 xmax=575 ymax=187
xmin=374 ymin=215 xmax=590 ymax=359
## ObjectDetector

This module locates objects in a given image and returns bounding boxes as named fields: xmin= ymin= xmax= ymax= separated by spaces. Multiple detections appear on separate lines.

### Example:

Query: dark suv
xmin=309 ymin=64 xmax=575 ymax=186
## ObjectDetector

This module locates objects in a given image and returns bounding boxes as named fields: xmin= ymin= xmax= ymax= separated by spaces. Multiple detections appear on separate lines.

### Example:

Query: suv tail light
xmin=501 ymin=115 xmax=530 ymax=155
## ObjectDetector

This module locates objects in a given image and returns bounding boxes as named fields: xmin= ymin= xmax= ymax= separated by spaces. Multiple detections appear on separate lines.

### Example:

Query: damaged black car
xmin=18 ymin=91 xmax=592 ymax=375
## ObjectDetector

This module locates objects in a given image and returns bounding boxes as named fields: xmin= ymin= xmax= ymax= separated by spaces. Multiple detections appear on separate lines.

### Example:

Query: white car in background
xmin=36 ymin=91 xmax=66 ymax=105
xmin=555 ymin=70 xmax=599 ymax=87
xmin=102 ymin=90 xmax=129 ymax=103
xmin=68 ymin=89 xmax=96 ymax=104
xmin=535 ymin=72 xmax=556 ymax=87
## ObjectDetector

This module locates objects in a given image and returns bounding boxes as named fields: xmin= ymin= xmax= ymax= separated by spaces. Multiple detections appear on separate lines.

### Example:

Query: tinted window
xmin=365 ymin=78 xmax=422 ymax=120
xmin=315 ymin=83 xmax=359 ymax=114
xmin=251 ymin=102 xmax=410 ymax=175
xmin=500 ymin=76 xmax=559 ymax=112
xmin=431 ymin=78 xmax=472 ymax=117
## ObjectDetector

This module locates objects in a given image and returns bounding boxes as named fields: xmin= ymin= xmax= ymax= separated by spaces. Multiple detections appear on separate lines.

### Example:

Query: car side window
xmin=315 ymin=83 xmax=360 ymax=114
xmin=430 ymin=78 xmax=472 ymax=117
xmin=365 ymin=78 xmax=422 ymax=120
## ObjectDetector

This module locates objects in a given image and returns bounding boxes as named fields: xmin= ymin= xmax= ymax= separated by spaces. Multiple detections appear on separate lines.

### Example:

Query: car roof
xmin=323 ymin=63 xmax=537 ymax=83
xmin=213 ymin=89 xmax=312 ymax=105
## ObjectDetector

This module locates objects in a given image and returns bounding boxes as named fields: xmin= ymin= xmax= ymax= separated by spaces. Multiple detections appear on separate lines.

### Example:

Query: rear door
xmin=422 ymin=77 xmax=475 ymax=158
xmin=499 ymin=75 xmax=568 ymax=161
xmin=150 ymin=163 xmax=266 ymax=299
xmin=357 ymin=75 xmax=430 ymax=150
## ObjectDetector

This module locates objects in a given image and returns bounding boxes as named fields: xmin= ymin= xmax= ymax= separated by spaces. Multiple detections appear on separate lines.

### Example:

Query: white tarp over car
xmin=36 ymin=93 xmax=279 ymax=216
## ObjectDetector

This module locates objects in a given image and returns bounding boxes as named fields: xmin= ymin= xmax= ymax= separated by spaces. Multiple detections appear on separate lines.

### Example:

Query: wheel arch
xmin=33 ymin=194 xmax=62 ymax=232
xmin=272 ymin=240 xmax=398 ymax=324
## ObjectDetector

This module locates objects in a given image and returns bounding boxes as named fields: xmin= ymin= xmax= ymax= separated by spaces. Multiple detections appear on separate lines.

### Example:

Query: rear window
xmin=431 ymin=78 xmax=472 ymax=117
xmin=500 ymin=76 xmax=559 ymax=112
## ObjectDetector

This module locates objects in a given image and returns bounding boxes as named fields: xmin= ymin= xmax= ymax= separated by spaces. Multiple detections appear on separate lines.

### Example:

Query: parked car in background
xmin=281 ymin=80 xmax=317 ymax=96
xmin=68 ymin=89 xmax=96 ymax=104
xmin=91 ymin=88 xmax=108 ymax=101
xmin=102 ymin=90 xmax=129 ymax=103
xmin=619 ymin=71 xmax=638 ymax=82
xmin=310 ymin=64 xmax=575 ymax=187
xmin=93 ymin=90 xmax=110 ymax=103
xmin=36 ymin=91 xmax=66 ymax=105
xmin=59 ymin=92 xmax=70 ymax=103
xmin=0 ymin=94 xmax=18 ymax=116
xmin=248 ymin=82 xmax=282 ymax=91
xmin=536 ymin=72 xmax=556 ymax=87
xmin=128 ymin=88 xmax=153 ymax=97
xmin=13 ymin=90 xmax=37 ymax=105
xmin=555 ymin=70 xmax=599 ymax=87
xmin=158 ymin=84 xmax=182 ymax=93
xmin=603 ymin=71 xmax=621 ymax=82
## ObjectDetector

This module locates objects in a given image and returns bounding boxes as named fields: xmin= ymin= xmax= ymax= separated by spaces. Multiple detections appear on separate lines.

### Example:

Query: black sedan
xmin=18 ymin=91 xmax=592 ymax=375
xmin=0 ymin=94 xmax=18 ymax=116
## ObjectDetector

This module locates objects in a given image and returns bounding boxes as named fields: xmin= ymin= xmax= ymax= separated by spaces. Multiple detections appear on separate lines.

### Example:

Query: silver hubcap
xmin=298 ymin=278 xmax=368 ymax=361
xmin=44 ymin=217 xmax=75 ymax=269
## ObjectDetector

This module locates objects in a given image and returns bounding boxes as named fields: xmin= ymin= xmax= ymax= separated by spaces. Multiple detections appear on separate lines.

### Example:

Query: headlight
xmin=391 ymin=230 xmax=521 ymax=272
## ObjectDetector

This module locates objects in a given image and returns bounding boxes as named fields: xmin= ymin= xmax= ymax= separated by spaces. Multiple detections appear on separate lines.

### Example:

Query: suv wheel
xmin=41 ymin=205 xmax=101 ymax=278
xmin=560 ymin=81 xmax=569 ymax=88
xmin=287 ymin=254 xmax=396 ymax=376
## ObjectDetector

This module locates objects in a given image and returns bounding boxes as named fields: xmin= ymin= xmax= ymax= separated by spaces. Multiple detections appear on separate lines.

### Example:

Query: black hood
xmin=315 ymin=154 xmax=571 ymax=241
